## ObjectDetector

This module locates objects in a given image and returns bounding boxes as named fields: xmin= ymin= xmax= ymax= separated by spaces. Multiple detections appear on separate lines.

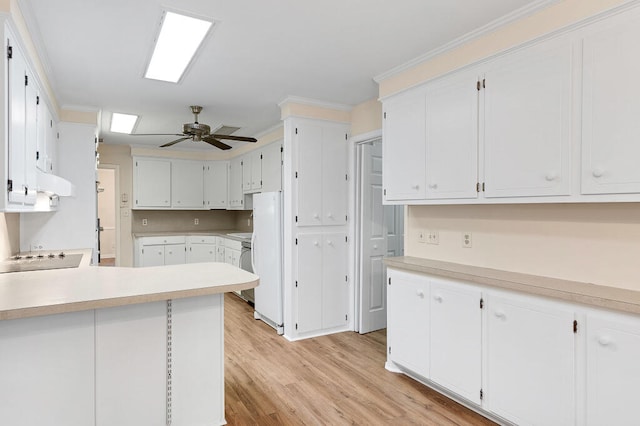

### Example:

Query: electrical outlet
xmin=417 ymin=230 xmax=426 ymax=243
xmin=142 ymin=218 xmax=148 ymax=226
xmin=31 ymin=243 xmax=43 ymax=251
xmin=462 ymin=232 xmax=472 ymax=248
xmin=427 ymin=230 xmax=439 ymax=245
xmin=194 ymin=218 xmax=199 ymax=225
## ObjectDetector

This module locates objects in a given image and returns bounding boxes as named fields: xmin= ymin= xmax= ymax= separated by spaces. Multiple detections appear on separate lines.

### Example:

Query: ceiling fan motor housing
xmin=183 ymin=122 xmax=211 ymax=141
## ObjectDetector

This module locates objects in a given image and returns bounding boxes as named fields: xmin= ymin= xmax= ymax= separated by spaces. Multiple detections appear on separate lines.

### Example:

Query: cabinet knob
xmin=327 ymin=212 xmax=333 ymax=219
xmin=313 ymin=241 xmax=319 ymax=247
xmin=313 ymin=213 xmax=319 ymax=219
xmin=433 ymin=295 xmax=443 ymax=303
xmin=494 ymin=310 xmax=506 ymax=319
xmin=545 ymin=171 xmax=558 ymax=181
xmin=428 ymin=183 xmax=438 ymax=189
xmin=373 ymin=244 xmax=378 ymax=249
xmin=411 ymin=184 xmax=420 ymax=190
xmin=597 ymin=335 xmax=612 ymax=346
xmin=416 ymin=290 xmax=425 ymax=298
xmin=592 ymin=168 xmax=605 ymax=178
xmin=327 ymin=240 xmax=334 ymax=246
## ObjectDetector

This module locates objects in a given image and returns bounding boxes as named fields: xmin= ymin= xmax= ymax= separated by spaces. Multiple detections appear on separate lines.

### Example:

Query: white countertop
xmin=133 ymin=230 xmax=252 ymax=242
xmin=0 ymin=262 xmax=259 ymax=321
xmin=385 ymin=256 xmax=640 ymax=315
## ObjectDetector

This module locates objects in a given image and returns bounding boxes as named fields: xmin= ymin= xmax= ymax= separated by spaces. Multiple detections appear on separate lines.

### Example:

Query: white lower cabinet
xmin=485 ymin=291 xmax=576 ymax=425
xmin=585 ymin=311 xmax=640 ymax=426
xmin=387 ymin=268 xmax=640 ymax=425
xmin=387 ymin=269 xmax=430 ymax=378
xmin=186 ymin=236 xmax=217 ymax=263
xmin=135 ymin=236 xmax=187 ymax=267
xmin=430 ymin=278 xmax=482 ymax=405
xmin=295 ymin=232 xmax=349 ymax=334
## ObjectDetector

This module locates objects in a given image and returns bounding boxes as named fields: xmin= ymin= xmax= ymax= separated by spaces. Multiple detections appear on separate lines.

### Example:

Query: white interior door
xmin=359 ymin=140 xmax=404 ymax=334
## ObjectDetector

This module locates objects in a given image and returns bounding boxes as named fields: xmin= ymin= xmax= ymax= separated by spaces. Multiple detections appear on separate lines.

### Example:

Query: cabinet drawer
xmin=224 ymin=239 xmax=242 ymax=250
xmin=140 ymin=236 xmax=186 ymax=245
xmin=187 ymin=235 xmax=216 ymax=244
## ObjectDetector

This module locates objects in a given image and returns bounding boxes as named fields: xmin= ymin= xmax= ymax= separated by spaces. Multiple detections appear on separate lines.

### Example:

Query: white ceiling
xmin=19 ymin=0 xmax=537 ymax=151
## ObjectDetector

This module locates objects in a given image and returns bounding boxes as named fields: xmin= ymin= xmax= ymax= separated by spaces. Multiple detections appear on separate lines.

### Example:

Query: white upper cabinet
xmin=425 ymin=70 xmax=479 ymax=200
xmin=6 ymin=33 xmax=37 ymax=207
xmin=171 ymin=160 xmax=204 ymax=209
xmin=261 ymin=141 xmax=282 ymax=193
xmin=483 ymin=37 xmax=573 ymax=198
xmin=134 ymin=158 xmax=171 ymax=208
xmin=203 ymin=161 xmax=228 ymax=209
xmin=383 ymin=89 xmax=427 ymax=201
xmin=296 ymin=122 xmax=348 ymax=226
xmin=242 ymin=150 xmax=262 ymax=193
xmin=228 ymin=156 xmax=244 ymax=209
xmin=581 ymin=11 xmax=640 ymax=195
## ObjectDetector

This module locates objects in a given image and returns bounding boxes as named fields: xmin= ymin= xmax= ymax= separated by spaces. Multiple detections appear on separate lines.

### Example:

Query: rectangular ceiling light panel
xmin=110 ymin=113 xmax=139 ymax=134
xmin=145 ymin=11 xmax=213 ymax=83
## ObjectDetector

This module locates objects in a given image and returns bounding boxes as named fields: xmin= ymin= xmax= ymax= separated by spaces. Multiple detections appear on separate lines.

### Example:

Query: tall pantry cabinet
xmin=283 ymin=117 xmax=350 ymax=339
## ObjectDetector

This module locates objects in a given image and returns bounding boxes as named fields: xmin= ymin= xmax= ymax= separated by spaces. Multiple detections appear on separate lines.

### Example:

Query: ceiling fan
xmin=133 ymin=105 xmax=257 ymax=150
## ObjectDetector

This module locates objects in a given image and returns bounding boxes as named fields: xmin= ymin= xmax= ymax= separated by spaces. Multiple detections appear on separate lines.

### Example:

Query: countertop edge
xmin=384 ymin=256 xmax=640 ymax=315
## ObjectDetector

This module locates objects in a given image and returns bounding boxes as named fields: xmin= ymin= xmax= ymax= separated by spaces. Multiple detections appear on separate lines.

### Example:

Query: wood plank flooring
xmin=224 ymin=293 xmax=495 ymax=425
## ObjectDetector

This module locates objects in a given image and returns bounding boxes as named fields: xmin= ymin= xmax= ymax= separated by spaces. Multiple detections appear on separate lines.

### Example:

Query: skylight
xmin=110 ymin=113 xmax=138 ymax=134
xmin=144 ymin=11 xmax=213 ymax=83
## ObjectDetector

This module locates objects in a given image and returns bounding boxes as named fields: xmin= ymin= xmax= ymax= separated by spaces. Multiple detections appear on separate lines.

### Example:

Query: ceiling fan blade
xmin=203 ymin=137 xmax=232 ymax=150
xmin=132 ymin=133 xmax=186 ymax=136
xmin=160 ymin=137 xmax=191 ymax=148
xmin=210 ymin=134 xmax=257 ymax=143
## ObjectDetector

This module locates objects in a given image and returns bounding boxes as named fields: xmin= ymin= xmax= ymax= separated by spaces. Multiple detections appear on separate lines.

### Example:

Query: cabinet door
xmin=187 ymin=243 xmax=216 ymax=263
xmin=387 ymin=269 xmax=430 ymax=378
xmin=241 ymin=155 xmax=252 ymax=192
xmin=485 ymin=292 xmax=575 ymax=425
xmin=382 ymin=90 xmax=426 ymax=201
xmin=296 ymin=124 xmax=323 ymax=226
xmin=250 ymin=150 xmax=262 ymax=191
xmin=581 ymin=13 xmax=640 ymax=194
xmin=216 ymin=245 xmax=225 ymax=262
xmin=141 ymin=245 xmax=165 ymax=267
xmin=295 ymin=233 xmax=323 ymax=333
xmin=8 ymin=39 xmax=27 ymax=204
xmin=321 ymin=127 xmax=348 ymax=226
xmin=24 ymin=72 xmax=38 ymax=204
xmin=425 ymin=70 xmax=479 ymax=200
xmin=172 ymin=160 xmax=204 ymax=209
xmin=483 ymin=37 xmax=572 ymax=198
xmin=228 ymin=157 xmax=243 ymax=208
xmin=430 ymin=278 xmax=482 ymax=405
xmin=135 ymin=158 xmax=171 ymax=208
xmin=36 ymin=97 xmax=47 ymax=171
xmin=45 ymin=107 xmax=57 ymax=173
xmin=165 ymin=243 xmax=186 ymax=265
xmin=261 ymin=141 xmax=282 ymax=192
xmin=322 ymin=232 xmax=348 ymax=329
xmin=204 ymin=161 xmax=228 ymax=209
xmin=585 ymin=312 xmax=640 ymax=425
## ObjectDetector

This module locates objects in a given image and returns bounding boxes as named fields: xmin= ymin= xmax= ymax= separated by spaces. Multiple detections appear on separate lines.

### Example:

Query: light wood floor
xmin=224 ymin=293 xmax=495 ymax=425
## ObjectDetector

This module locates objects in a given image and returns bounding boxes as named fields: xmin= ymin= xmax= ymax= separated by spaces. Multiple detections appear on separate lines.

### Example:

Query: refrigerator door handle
xmin=251 ymin=232 xmax=257 ymax=273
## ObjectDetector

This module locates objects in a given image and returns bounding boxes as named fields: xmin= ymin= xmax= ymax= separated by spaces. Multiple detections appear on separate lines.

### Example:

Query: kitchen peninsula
xmin=0 ymin=256 xmax=258 ymax=426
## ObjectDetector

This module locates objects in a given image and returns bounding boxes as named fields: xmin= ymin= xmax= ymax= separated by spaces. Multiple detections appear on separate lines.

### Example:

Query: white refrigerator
xmin=251 ymin=191 xmax=284 ymax=334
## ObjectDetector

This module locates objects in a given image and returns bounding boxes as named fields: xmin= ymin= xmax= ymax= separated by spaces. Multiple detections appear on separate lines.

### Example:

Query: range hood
xmin=36 ymin=169 xmax=75 ymax=197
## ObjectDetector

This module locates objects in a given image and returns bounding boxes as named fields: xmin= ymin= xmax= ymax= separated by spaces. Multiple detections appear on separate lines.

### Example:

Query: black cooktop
xmin=0 ymin=253 xmax=84 ymax=274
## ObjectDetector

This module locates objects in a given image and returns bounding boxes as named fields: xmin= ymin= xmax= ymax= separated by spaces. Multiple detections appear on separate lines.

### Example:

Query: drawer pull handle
xmin=416 ymin=290 xmax=424 ymax=298
xmin=411 ymin=184 xmax=420 ymax=190
xmin=428 ymin=183 xmax=438 ymax=189
xmin=433 ymin=295 xmax=443 ymax=303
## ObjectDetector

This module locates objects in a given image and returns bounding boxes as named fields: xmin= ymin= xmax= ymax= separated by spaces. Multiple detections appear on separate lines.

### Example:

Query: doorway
xmin=97 ymin=165 xmax=120 ymax=266
xmin=355 ymin=138 xmax=404 ymax=334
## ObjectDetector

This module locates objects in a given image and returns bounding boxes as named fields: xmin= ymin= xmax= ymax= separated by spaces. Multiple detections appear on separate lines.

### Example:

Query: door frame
xmin=97 ymin=163 xmax=121 ymax=266
xmin=349 ymin=129 xmax=382 ymax=333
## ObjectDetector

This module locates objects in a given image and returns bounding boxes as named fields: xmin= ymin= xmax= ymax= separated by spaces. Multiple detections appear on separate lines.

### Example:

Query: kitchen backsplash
xmin=132 ymin=210 xmax=252 ymax=233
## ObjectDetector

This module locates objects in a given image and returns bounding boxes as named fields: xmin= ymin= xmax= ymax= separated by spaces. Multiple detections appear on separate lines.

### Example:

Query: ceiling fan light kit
xmin=132 ymin=105 xmax=257 ymax=150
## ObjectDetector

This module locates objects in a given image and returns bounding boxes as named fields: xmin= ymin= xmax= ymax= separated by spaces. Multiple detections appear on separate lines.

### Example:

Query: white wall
xmin=21 ymin=123 xmax=97 ymax=258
